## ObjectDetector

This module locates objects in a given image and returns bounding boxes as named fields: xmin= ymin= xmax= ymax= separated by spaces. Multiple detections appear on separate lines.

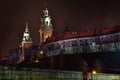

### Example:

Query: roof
xmin=45 ymin=25 xmax=120 ymax=43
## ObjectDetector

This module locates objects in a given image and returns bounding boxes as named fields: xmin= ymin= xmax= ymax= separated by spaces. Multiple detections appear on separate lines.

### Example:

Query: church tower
xmin=22 ymin=22 xmax=33 ymax=49
xmin=19 ymin=22 xmax=33 ymax=62
xmin=39 ymin=4 xmax=53 ymax=45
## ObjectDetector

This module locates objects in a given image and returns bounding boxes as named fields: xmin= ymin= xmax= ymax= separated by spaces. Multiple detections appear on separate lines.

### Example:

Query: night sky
xmin=0 ymin=0 xmax=120 ymax=51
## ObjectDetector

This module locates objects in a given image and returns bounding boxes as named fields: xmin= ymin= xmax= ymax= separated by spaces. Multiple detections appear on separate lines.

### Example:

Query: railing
xmin=0 ymin=66 xmax=83 ymax=80
xmin=91 ymin=73 xmax=120 ymax=80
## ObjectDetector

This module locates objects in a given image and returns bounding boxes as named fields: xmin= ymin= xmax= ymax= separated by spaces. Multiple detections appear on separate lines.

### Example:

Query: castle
xmin=18 ymin=4 xmax=120 ymax=60
xmin=1 ymin=4 xmax=120 ymax=77
xmin=19 ymin=5 xmax=53 ymax=63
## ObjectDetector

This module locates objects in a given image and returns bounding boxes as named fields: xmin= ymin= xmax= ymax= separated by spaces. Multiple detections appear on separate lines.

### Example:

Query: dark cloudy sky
xmin=0 ymin=0 xmax=120 ymax=51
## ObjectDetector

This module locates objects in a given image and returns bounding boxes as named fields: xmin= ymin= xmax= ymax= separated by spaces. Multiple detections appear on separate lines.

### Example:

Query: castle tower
xmin=39 ymin=4 xmax=53 ymax=45
xmin=22 ymin=22 xmax=33 ymax=49
xmin=19 ymin=22 xmax=33 ymax=62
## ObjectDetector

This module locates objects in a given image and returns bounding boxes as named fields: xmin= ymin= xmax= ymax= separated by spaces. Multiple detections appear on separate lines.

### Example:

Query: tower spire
xmin=39 ymin=2 xmax=53 ymax=45
xmin=22 ymin=22 xmax=32 ymax=42
xmin=26 ymin=22 xmax=28 ymax=28
xmin=41 ymin=3 xmax=52 ymax=29
xmin=44 ymin=1 xmax=47 ymax=9
xmin=25 ymin=22 xmax=29 ymax=33
xmin=43 ymin=0 xmax=47 ymax=8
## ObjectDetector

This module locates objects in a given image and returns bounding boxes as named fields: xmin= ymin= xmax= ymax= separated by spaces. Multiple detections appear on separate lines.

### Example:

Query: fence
xmin=91 ymin=73 xmax=120 ymax=80
xmin=0 ymin=66 xmax=83 ymax=80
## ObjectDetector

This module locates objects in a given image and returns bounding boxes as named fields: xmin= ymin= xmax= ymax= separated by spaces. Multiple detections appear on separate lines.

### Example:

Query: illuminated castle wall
xmin=44 ymin=26 xmax=120 ymax=57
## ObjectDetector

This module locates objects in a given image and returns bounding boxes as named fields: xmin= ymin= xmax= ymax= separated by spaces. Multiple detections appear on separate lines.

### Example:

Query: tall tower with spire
xmin=39 ymin=4 xmax=53 ymax=45
xmin=19 ymin=22 xmax=33 ymax=62
xmin=22 ymin=22 xmax=33 ymax=49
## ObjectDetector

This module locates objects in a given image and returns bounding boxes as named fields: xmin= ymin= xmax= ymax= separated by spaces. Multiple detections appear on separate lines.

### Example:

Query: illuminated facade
xmin=44 ymin=27 xmax=120 ymax=57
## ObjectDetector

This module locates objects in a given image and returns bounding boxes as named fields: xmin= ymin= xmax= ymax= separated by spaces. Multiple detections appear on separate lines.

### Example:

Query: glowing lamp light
xmin=40 ymin=51 xmax=43 ymax=55
xmin=92 ymin=70 xmax=96 ymax=74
